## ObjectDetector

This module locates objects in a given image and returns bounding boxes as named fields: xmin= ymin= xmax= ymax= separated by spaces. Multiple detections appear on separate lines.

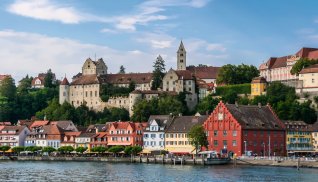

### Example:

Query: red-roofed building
xmin=298 ymin=64 xmax=318 ymax=93
xmin=90 ymin=132 xmax=108 ymax=148
xmin=204 ymin=101 xmax=286 ymax=157
xmin=61 ymin=131 xmax=82 ymax=148
xmin=107 ymin=122 xmax=146 ymax=146
xmin=29 ymin=120 xmax=49 ymax=130
xmin=259 ymin=47 xmax=318 ymax=83
xmin=31 ymin=71 xmax=57 ymax=88
xmin=0 ymin=75 xmax=11 ymax=85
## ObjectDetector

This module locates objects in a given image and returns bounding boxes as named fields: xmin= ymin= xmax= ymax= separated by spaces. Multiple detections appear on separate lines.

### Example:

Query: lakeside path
xmin=2 ymin=156 xmax=318 ymax=169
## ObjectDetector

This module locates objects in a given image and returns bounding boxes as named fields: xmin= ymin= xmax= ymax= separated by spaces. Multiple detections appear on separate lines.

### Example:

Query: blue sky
xmin=0 ymin=0 xmax=318 ymax=82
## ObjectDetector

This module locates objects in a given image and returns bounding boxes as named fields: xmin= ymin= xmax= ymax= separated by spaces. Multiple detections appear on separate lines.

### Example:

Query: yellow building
xmin=251 ymin=77 xmax=267 ymax=96
xmin=311 ymin=122 xmax=318 ymax=152
xmin=164 ymin=115 xmax=207 ymax=154
xmin=284 ymin=121 xmax=314 ymax=155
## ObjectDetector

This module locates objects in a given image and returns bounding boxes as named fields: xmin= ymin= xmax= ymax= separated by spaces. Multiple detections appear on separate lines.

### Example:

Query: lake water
xmin=0 ymin=161 xmax=317 ymax=182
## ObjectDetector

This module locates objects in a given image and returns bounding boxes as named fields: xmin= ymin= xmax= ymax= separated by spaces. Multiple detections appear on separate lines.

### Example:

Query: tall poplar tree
xmin=151 ymin=55 xmax=165 ymax=90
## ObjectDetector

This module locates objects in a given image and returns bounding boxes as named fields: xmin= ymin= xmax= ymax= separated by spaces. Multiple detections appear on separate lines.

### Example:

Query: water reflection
xmin=0 ymin=161 xmax=317 ymax=182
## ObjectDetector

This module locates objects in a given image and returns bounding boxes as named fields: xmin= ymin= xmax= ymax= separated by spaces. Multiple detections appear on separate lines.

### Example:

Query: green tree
xmin=128 ymin=81 xmax=136 ymax=92
xmin=124 ymin=146 xmax=133 ymax=155
xmin=17 ymin=75 xmax=33 ymax=93
xmin=42 ymin=146 xmax=56 ymax=154
xmin=151 ymin=55 xmax=165 ymax=90
xmin=216 ymin=64 xmax=259 ymax=84
xmin=118 ymin=65 xmax=126 ymax=74
xmin=131 ymin=146 xmax=142 ymax=155
xmin=0 ymin=146 xmax=11 ymax=155
xmin=11 ymin=146 xmax=25 ymax=155
xmin=196 ymin=95 xmax=220 ymax=114
xmin=108 ymin=146 xmax=124 ymax=155
xmin=75 ymin=147 xmax=87 ymax=154
xmin=44 ymin=69 xmax=55 ymax=88
xmin=188 ymin=125 xmax=208 ymax=156
xmin=222 ymin=90 xmax=238 ymax=104
xmin=25 ymin=146 xmax=42 ymax=152
xmin=290 ymin=58 xmax=318 ymax=76
xmin=58 ymin=146 xmax=74 ymax=154
xmin=91 ymin=146 xmax=107 ymax=153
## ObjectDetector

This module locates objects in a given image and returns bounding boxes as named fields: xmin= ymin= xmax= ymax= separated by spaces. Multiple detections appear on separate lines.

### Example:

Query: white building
xmin=143 ymin=115 xmax=173 ymax=152
xmin=0 ymin=126 xmax=30 ymax=147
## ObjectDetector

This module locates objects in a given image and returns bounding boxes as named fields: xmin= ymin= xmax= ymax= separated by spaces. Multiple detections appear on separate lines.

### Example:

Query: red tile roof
xmin=0 ymin=126 xmax=28 ymax=135
xmin=60 ymin=77 xmax=69 ymax=85
xmin=30 ymin=120 xmax=49 ymax=128
xmin=186 ymin=66 xmax=220 ymax=79
xmin=299 ymin=64 xmax=318 ymax=74
xmin=71 ymin=75 xmax=100 ymax=85
xmin=175 ymin=70 xmax=193 ymax=80
xmin=251 ymin=77 xmax=267 ymax=83
xmin=100 ymin=73 xmax=153 ymax=84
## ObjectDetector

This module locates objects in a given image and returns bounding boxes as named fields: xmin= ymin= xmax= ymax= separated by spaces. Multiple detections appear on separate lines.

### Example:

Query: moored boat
xmin=199 ymin=151 xmax=231 ymax=165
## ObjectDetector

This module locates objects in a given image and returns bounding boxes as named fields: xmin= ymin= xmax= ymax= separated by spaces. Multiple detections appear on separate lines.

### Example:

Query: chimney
xmin=179 ymin=113 xmax=182 ymax=116
xmin=258 ymin=103 xmax=262 ymax=108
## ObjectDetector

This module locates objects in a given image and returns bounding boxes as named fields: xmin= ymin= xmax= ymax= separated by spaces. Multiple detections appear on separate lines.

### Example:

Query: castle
xmin=59 ymin=41 xmax=220 ymax=116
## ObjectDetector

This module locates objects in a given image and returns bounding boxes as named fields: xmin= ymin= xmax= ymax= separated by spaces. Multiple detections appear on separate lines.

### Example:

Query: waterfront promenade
xmin=2 ymin=155 xmax=318 ymax=169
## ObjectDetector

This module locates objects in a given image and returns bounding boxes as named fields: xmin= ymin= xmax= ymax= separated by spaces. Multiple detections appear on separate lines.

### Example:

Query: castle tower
xmin=177 ymin=41 xmax=186 ymax=70
xmin=59 ymin=77 xmax=70 ymax=104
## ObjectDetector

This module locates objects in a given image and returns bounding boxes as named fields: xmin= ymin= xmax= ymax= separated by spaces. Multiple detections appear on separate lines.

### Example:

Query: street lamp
xmin=244 ymin=141 xmax=247 ymax=156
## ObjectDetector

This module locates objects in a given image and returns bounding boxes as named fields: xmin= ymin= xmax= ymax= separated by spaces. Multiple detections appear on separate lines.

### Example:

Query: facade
xmin=298 ymin=64 xmax=318 ymax=93
xmin=251 ymin=77 xmax=267 ymax=96
xmin=143 ymin=115 xmax=173 ymax=152
xmin=204 ymin=101 xmax=286 ymax=156
xmin=25 ymin=124 xmax=64 ymax=149
xmin=259 ymin=47 xmax=318 ymax=83
xmin=106 ymin=122 xmax=146 ymax=146
xmin=0 ymin=126 xmax=30 ymax=147
xmin=165 ymin=115 xmax=208 ymax=154
xmin=90 ymin=132 xmax=108 ymax=148
xmin=61 ymin=131 xmax=81 ymax=148
xmin=284 ymin=121 xmax=314 ymax=155
xmin=312 ymin=122 xmax=318 ymax=152
xmin=75 ymin=133 xmax=95 ymax=150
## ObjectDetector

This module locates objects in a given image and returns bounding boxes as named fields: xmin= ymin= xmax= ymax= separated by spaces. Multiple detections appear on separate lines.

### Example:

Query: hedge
xmin=215 ymin=83 xmax=251 ymax=96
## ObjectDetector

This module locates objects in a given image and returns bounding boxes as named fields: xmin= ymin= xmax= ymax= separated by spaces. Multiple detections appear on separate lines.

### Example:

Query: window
xmin=232 ymin=140 xmax=237 ymax=146
xmin=213 ymin=140 xmax=218 ymax=146
xmin=180 ymin=60 xmax=183 ymax=63
xmin=223 ymin=140 xmax=227 ymax=146
xmin=151 ymin=134 xmax=156 ymax=138
xmin=214 ymin=131 xmax=218 ymax=136
xmin=244 ymin=131 xmax=248 ymax=136
xmin=232 ymin=130 xmax=237 ymax=137
xmin=144 ymin=134 xmax=148 ymax=138
xmin=223 ymin=131 xmax=227 ymax=136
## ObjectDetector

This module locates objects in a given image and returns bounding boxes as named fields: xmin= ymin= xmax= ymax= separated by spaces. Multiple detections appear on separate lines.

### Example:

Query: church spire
xmin=177 ymin=40 xmax=186 ymax=70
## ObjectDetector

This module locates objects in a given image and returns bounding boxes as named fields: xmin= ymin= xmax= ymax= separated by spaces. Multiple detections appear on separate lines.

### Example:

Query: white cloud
xmin=7 ymin=0 xmax=85 ymax=24
xmin=0 ymin=30 xmax=155 ymax=82
xmin=100 ymin=28 xmax=117 ymax=34
xmin=136 ymin=33 xmax=176 ymax=49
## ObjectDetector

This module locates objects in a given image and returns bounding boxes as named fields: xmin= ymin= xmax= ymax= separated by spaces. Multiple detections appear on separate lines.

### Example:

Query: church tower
xmin=177 ymin=41 xmax=186 ymax=70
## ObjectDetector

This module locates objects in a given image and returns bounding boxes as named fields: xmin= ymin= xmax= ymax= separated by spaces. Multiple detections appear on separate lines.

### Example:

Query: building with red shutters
xmin=204 ymin=101 xmax=286 ymax=156
xmin=107 ymin=122 xmax=146 ymax=146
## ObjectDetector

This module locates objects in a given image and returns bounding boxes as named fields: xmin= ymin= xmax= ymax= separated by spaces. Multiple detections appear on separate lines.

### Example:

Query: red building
xmin=204 ymin=101 xmax=286 ymax=156
xmin=107 ymin=122 xmax=146 ymax=146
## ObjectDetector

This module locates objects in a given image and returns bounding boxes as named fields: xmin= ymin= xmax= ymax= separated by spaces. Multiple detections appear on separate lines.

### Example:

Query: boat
xmin=199 ymin=151 xmax=231 ymax=165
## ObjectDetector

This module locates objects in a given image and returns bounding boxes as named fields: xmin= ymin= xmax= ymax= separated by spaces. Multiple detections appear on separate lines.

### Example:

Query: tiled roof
xmin=60 ymin=77 xmax=69 ymax=85
xmin=0 ymin=122 xmax=11 ymax=126
xmin=299 ymin=64 xmax=318 ymax=74
xmin=283 ymin=120 xmax=311 ymax=132
xmin=100 ymin=73 xmax=152 ymax=84
xmin=225 ymin=104 xmax=285 ymax=130
xmin=0 ymin=75 xmax=10 ymax=82
xmin=78 ymin=132 xmax=96 ymax=138
xmin=50 ymin=121 xmax=76 ymax=131
xmin=186 ymin=66 xmax=220 ymax=79
xmin=86 ymin=124 xmax=108 ymax=133
xmin=175 ymin=70 xmax=194 ymax=80
xmin=30 ymin=120 xmax=49 ymax=128
xmin=251 ymin=77 xmax=267 ymax=83
xmin=64 ymin=131 xmax=81 ymax=136
xmin=262 ymin=47 xmax=318 ymax=70
xmin=147 ymin=115 xmax=173 ymax=129
xmin=71 ymin=75 xmax=100 ymax=85
xmin=166 ymin=115 xmax=208 ymax=133
xmin=0 ymin=126 xmax=27 ymax=135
